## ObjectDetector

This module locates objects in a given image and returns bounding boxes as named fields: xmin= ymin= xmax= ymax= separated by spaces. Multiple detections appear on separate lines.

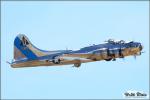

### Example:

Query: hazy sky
xmin=1 ymin=1 xmax=149 ymax=99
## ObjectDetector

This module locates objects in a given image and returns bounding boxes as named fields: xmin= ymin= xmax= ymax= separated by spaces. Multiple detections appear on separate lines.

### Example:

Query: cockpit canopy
xmin=105 ymin=39 xmax=125 ymax=44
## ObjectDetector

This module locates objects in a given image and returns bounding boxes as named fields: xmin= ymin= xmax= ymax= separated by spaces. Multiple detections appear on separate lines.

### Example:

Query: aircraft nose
xmin=138 ymin=43 xmax=143 ymax=51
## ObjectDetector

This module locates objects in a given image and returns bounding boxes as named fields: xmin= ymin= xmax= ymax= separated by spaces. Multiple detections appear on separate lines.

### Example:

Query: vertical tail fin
xmin=14 ymin=34 xmax=46 ymax=61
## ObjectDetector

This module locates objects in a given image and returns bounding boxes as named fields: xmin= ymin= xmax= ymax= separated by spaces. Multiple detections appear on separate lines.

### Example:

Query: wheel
xmin=112 ymin=58 xmax=116 ymax=61
xmin=74 ymin=63 xmax=81 ymax=67
xmin=105 ymin=58 xmax=112 ymax=61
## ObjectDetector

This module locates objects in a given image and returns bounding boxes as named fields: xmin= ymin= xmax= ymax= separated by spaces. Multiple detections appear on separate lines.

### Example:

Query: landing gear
xmin=105 ymin=58 xmax=112 ymax=61
xmin=105 ymin=58 xmax=116 ymax=61
xmin=112 ymin=58 xmax=116 ymax=61
xmin=74 ymin=63 xmax=81 ymax=68
xmin=52 ymin=59 xmax=60 ymax=64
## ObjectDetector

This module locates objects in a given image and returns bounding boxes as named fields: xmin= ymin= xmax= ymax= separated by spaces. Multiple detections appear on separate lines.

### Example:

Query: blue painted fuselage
xmin=10 ymin=34 xmax=143 ymax=68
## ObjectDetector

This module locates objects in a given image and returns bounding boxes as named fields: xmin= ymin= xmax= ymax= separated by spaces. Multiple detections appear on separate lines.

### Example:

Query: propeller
xmin=133 ymin=51 xmax=144 ymax=59
xmin=134 ymin=55 xmax=136 ymax=59
xmin=136 ymin=51 xmax=145 ymax=56
xmin=107 ymin=48 xmax=110 ymax=57
xmin=119 ymin=47 xmax=124 ymax=58
xmin=141 ymin=51 xmax=145 ymax=54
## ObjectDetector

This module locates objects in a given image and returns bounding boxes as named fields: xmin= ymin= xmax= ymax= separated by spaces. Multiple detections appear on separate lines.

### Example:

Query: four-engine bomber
xmin=10 ymin=34 xmax=143 ymax=68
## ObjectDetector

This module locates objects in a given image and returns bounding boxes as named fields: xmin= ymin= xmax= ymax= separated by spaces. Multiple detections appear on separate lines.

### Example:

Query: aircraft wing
xmin=60 ymin=52 xmax=100 ymax=61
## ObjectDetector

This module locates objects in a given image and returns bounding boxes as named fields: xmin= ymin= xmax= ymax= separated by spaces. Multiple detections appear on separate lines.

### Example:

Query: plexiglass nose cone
xmin=139 ymin=44 xmax=143 ymax=51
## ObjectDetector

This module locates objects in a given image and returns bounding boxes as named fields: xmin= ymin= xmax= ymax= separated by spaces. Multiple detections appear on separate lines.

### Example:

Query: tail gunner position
xmin=9 ymin=34 xmax=143 ymax=68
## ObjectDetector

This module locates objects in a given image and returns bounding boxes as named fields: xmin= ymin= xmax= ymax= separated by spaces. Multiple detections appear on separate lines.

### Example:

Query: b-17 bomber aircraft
xmin=9 ymin=34 xmax=143 ymax=68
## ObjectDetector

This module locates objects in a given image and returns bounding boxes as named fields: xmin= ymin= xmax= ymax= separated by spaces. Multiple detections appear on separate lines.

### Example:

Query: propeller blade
xmin=134 ymin=55 xmax=136 ymax=59
xmin=141 ymin=51 xmax=145 ymax=53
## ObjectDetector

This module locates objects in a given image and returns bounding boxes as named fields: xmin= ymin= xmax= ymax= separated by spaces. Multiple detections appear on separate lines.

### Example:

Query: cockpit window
xmin=106 ymin=39 xmax=125 ymax=44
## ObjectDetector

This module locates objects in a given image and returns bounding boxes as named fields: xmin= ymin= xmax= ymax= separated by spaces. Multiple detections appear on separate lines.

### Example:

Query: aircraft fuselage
xmin=10 ymin=36 xmax=143 ymax=68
